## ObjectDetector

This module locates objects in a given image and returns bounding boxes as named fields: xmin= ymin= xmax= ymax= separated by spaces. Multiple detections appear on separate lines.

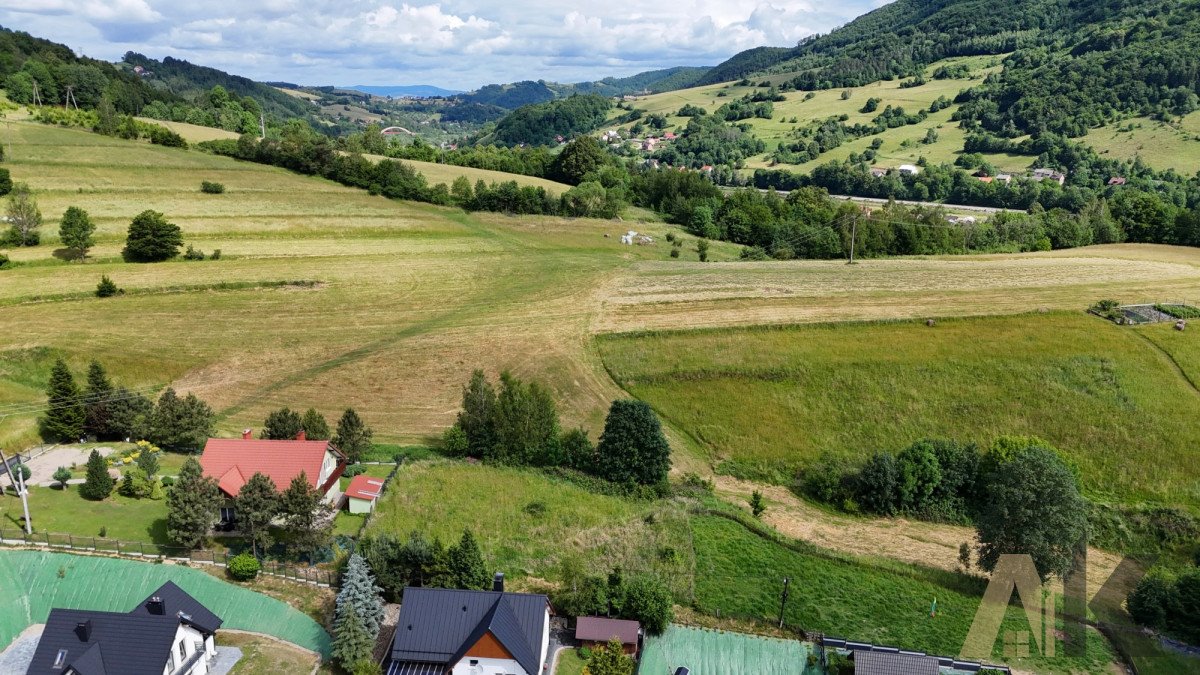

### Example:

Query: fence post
xmin=68 ymin=534 xmax=72 ymax=549
xmin=139 ymin=542 xmax=144 ymax=557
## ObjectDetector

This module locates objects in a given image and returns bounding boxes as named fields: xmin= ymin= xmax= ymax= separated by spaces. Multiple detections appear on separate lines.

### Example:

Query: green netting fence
xmin=0 ymin=550 xmax=331 ymax=657
xmin=638 ymin=624 xmax=823 ymax=675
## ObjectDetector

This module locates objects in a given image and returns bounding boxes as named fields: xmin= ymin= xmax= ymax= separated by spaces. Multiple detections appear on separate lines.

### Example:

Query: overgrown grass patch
xmin=365 ymin=460 xmax=694 ymax=590
xmin=690 ymin=515 xmax=1116 ymax=674
xmin=599 ymin=312 xmax=1200 ymax=506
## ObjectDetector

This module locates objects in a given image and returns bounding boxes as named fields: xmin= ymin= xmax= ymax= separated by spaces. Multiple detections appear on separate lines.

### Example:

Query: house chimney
xmin=242 ymin=428 xmax=252 ymax=440
xmin=148 ymin=596 xmax=164 ymax=615
xmin=493 ymin=572 xmax=504 ymax=593
xmin=295 ymin=430 xmax=306 ymax=441
xmin=75 ymin=620 xmax=92 ymax=641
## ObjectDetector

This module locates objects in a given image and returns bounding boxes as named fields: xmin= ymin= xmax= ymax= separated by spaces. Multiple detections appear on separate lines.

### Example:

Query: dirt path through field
xmin=713 ymin=476 xmax=1126 ymax=604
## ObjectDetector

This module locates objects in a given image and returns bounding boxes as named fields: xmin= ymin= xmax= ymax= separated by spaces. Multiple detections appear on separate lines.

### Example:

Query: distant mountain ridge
xmin=341 ymin=84 xmax=463 ymax=98
xmin=457 ymin=66 xmax=713 ymax=110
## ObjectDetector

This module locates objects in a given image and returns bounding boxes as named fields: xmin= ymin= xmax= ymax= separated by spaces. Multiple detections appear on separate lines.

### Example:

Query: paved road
xmin=729 ymin=186 xmax=1025 ymax=215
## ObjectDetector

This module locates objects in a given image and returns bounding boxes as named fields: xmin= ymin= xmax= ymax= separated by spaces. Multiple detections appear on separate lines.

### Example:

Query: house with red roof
xmin=200 ymin=429 xmax=346 ymax=524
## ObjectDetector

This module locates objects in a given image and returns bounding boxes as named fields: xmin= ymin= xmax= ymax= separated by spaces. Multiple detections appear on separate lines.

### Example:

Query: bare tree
xmin=4 ymin=182 xmax=42 ymax=246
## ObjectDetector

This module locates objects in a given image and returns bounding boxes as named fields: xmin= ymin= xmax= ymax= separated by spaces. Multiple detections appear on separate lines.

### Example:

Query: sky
xmin=0 ymin=1 xmax=892 ymax=90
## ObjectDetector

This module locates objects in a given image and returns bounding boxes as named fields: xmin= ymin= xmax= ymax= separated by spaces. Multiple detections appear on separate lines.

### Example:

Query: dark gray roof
xmin=130 ymin=581 xmax=224 ymax=634
xmin=390 ymin=587 xmax=548 ymax=675
xmin=27 ymin=609 xmax=180 ymax=675
xmin=855 ymin=651 xmax=940 ymax=675
xmin=27 ymin=582 xmax=222 ymax=675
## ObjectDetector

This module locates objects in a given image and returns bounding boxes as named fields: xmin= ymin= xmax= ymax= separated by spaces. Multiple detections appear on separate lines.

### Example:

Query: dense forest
xmin=0 ymin=26 xmax=174 ymax=113
xmin=488 ymin=94 xmax=612 ymax=146
xmin=121 ymin=53 xmax=314 ymax=122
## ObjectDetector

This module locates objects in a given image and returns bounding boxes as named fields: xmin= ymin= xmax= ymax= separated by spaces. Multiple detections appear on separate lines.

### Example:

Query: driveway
xmin=20 ymin=446 xmax=115 ymax=485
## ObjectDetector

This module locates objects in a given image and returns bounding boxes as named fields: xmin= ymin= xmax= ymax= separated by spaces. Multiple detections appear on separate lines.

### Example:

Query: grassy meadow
xmin=599 ymin=312 xmax=1200 ymax=506
xmin=365 ymin=460 xmax=694 ymax=595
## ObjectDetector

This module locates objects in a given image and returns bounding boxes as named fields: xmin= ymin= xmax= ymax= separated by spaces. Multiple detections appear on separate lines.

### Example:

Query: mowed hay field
xmin=598 ymin=312 xmax=1200 ymax=506
xmin=0 ymin=120 xmax=662 ymax=448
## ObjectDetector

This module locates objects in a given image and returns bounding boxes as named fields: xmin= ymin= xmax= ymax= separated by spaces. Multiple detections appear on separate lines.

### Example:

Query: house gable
xmin=463 ymin=630 xmax=515 ymax=660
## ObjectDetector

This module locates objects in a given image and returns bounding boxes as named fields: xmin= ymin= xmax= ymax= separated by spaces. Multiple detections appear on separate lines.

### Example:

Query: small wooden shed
xmin=575 ymin=616 xmax=640 ymax=656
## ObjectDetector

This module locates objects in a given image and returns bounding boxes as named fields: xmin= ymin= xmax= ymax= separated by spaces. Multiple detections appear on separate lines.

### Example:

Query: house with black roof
xmin=386 ymin=573 xmax=550 ymax=675
xmin=26 ymin=580 xmax=223 ymax=675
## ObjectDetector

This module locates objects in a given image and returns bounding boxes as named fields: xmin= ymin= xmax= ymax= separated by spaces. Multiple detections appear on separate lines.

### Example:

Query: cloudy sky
xmin=0 ymin=1 xmax=891 ymax=90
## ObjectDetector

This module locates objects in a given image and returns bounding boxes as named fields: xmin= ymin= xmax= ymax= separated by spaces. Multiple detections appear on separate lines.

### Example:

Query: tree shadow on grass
xmin=146 ymin=517 xmax=171 ymax=547
xmin=51 ymin=248 xmax=84 ymax=262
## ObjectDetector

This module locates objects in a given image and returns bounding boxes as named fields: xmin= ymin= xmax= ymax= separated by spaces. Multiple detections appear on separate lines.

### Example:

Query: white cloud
xmin=0 ymin=1 xmax=887 ymax=88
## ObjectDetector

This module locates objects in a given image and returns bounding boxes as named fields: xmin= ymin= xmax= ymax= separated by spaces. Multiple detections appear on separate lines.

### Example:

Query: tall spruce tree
xmin=333 ymin=408 xmax=373 ymax=463
xmin=261 ymin=407 xmax=303 ymax=439
xmin=300 ymin=408 xmax=331 ymax=440
xmin=42 ymin=358 xmax=84 ymax=441
xmin=595 ymin=400 xmax=671 ymax=486
xmin=83 ymin=360 xmax=114 ymax=439
xmin=280 ymin=472 xmax=332 ymax=560
xmin=456 ymin=369 xmax=496 ymax=456
xmin=146 ymin=388 xmax=214 ymax=450
xmin=167 ymin=457 xmax=221 ymax=548
xmin=237 ymin=472 xmax=279 ymax=558
xmin=447 ymin=529 xmax=490 ymax=591
xmin=331 ymin=601 xmax=373 ymax=670
xmin=336 ymin=554 xmax=385 ymax=639
xmin=79 ymin=448 xmax=114 ymax=500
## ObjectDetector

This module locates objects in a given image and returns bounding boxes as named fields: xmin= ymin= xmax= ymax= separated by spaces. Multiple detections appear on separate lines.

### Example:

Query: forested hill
xmin=0 ymin=26 xmax=175 ymax=112
xmin=120 ymin=53 xmax=313 ymax=120
xmin=697 ymin=0 xmax=1200 ymax=136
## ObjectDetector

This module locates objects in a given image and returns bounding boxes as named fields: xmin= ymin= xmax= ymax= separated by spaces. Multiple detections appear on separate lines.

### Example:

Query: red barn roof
xmin=200 ymin=437 xmax=343 ymax=497
xmin=575 ymin=616 xmax=639 ymax=645
xmin=346 ymin=474 xmax=386 ymax=501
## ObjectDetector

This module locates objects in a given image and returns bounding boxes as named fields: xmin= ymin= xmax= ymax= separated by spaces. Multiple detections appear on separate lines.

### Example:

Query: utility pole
xmin=31 ymin=80 xmax=42 ymax=107
xmin=0 ymin=449 xmax=32 ymax=535
xmin=847 ymin=214 xmax=858 ymax=265
xmin=778 ymin=577 xmax=790 ymax=629
xmin=64 ymin=86 xmax=78 ymax=111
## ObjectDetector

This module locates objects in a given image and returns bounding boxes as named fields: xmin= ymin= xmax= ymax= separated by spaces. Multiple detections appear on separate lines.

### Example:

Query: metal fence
xmin=0 ymin=528 xmax=337 ymax=587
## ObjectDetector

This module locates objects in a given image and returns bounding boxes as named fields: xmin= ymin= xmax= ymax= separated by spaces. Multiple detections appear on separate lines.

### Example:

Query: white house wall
xmin=451 ymin=656 xmax=527 ymax=675
xmin=160 ymin=623 xmax=212 ymax=675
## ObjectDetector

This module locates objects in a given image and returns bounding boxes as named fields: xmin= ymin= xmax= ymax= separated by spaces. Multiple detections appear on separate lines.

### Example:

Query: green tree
xmin=491 ymin=372 xmax=560 ymax=465
xmin=96 ymin=275 xmax=120 ymax=297
xmin=52 ymin=466 xmax=72 ymax=489
xmin=333 ymin=408 xmax=374 ymax=463
xmin=696 ymin=238 xmax=710 ymax=262
xmin=749 ymin=490 xmax=766 ymax=518
xmin=41 ymin=358 xmax=84 ymax=442
xmin=619 ymin=575 xmax=673 ymax=634
xmin=261 ymin=407 xmax=303 ymax=439
xmin=4 ymin=182 xmax=41 ymax=247
xmin=94 ymin=96 xmax=119 ymax=136
xmin=450 ymin=175 xmax=473 ymax=204
xmin=976 ymin=446 xmax=1089 ymax=582
xmin=145 ymin=388 xmax=214 ymax=450
xmin=551 ymin=135 xmax=608 ymax=184
xmin=595 ymin=400 xmax=671 ymax=487
xmin=337 ymin=554 xmax=385 ymax=639
xmin=167 ymin=457 xmax=221 ymax=548
xmin=441 ymin=426 xmax=469 ymax=457
xmin=79 ymin=449 xmax=114 ymax=500
xmin=897 ymin=441 xmax=942 ymax=514
xmin=856 ymin=452 xmax=900 ymax=516
xmin=300 ymin=408 xmax=331 ymax=440
xmin=0 ymin=168 xmax=12 ymax=197
xmin=119 ymin=467 xmax=153 ymax=498
xmin=331 ymin=602 xmax=373 ymax=670
xmin=457 ymin=370 xmax=496 ymax=456
xmin=587 ymin=638 xmax=636 ymax=675
xmin=82 ymin=360 xmax=114 ymax=439
xmin=135 ymin=447 xmax=159 ymax=478
xmin=58 ymin=206 xmax=95 ymax=261
xmin=237 ymin=472 xmax=279 ymax=558
xmin=1127 ymin=573 xmax=1173 ymax=629
xmin=447 ymin=529 xmax=490 ymax=590
xmin=122 ymin=210 xmax=182 ymax=262
xmin=280 ymin=472 xmax=332 ymax=560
